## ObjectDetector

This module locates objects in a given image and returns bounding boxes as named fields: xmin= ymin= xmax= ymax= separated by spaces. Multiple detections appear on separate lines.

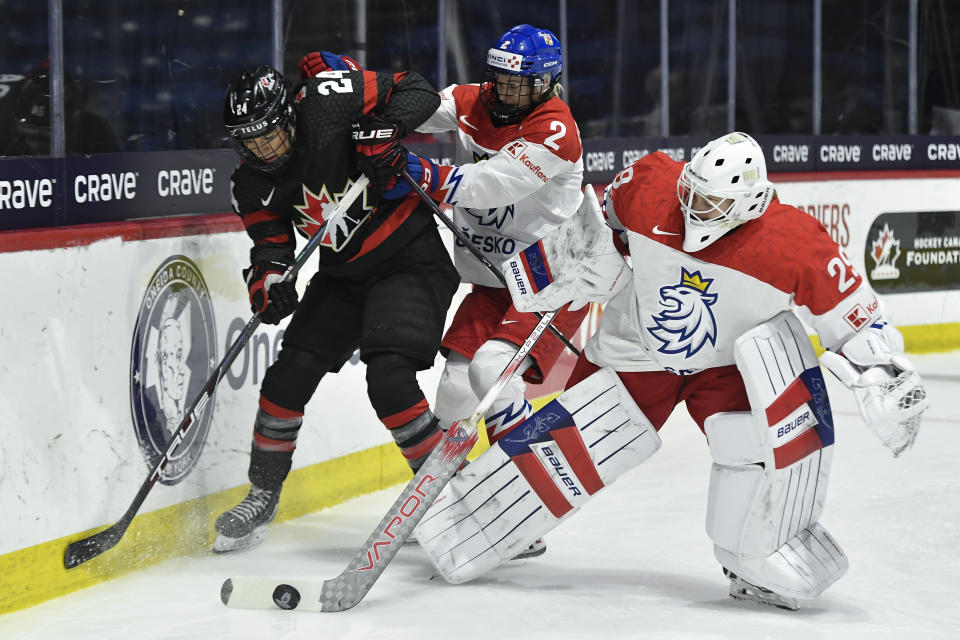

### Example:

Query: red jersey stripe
xmin=350 ymin=197 xmax=418 ymax=262
xmin=362 ymin=70 xmax=380 ymax=115
xmin=241 ymin=210 xmax=282 ymax=227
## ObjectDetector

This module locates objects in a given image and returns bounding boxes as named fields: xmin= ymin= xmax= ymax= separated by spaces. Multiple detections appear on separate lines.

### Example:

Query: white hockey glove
xmin=820 ymin=324 xmax=929 ymax=457
xmin=502 ymin=186 xmax=630 ymax=312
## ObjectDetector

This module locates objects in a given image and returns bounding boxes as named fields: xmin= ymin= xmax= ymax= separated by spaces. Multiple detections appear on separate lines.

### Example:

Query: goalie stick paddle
xmin=221 ymin=309 xmax=559 ymax=612
xmin=63 ymin=176 xmax=370 ymax=570
xmin=399 ymin=168 xmax=580 ymax=357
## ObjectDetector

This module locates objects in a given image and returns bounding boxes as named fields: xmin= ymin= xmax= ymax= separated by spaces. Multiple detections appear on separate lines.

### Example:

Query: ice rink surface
xmin=1 ymin=354 xmax=957 ymax=640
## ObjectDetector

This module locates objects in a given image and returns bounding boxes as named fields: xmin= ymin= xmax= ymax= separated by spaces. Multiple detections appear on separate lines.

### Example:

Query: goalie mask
xmin=224 ymin=65 xmax=297 ymax=174
xmin=479 ymin=24 xmax=562 ymax=127
xmin=676 ymin=132 xmax=774 ymax=252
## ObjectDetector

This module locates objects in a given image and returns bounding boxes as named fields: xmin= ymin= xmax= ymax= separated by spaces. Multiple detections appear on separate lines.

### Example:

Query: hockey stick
xmin=220 ymin=308 xmax=559 ymax=612
xmin=63 ymin=176 xmax=370 ymax=570
xmin=399 ymin=168 xmax=580 ymax=357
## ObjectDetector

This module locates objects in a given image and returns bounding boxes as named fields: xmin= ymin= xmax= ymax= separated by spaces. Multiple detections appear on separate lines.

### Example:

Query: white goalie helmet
xmin=676 ymin=132 xmax=775 ymax=252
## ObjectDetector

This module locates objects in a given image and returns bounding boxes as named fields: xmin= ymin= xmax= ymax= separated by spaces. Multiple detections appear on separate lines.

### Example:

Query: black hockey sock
xmin=248 ymin=398 xmax=303 ymax=491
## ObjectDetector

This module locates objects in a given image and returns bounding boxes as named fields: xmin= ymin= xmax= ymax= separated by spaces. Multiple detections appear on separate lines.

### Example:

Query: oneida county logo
xmin=130 ymin=255 xmax=217 ymax=485
xmin=869 ymin=222 xmax=901 ymax=280
xmin=647 ymin=268 xmax=719 ymax=357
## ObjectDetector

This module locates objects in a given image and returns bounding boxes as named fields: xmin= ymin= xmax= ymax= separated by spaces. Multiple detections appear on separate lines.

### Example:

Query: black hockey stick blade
xmin=64 ymin=520 xmax=129 ymax=569
xmin=63 ymin=176 xmax=369 ymax=570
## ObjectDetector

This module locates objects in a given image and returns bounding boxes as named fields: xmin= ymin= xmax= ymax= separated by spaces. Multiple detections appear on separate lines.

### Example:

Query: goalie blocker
xmin=415 ymin=367 xmax=661 ymax=584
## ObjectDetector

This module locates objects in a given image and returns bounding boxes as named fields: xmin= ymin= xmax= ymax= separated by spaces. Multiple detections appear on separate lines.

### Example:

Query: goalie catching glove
xmin=502 ymin=186 xmax=630 ymax=312
xmin=244 ymin=259 xmax=298 ymax=325
xmin=820 ymin=323 xmax=929 ymax=456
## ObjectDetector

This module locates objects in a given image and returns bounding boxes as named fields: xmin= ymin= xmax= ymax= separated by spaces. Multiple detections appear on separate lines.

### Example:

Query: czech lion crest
xmin=647 ymin=268 xmax=719 ymax=358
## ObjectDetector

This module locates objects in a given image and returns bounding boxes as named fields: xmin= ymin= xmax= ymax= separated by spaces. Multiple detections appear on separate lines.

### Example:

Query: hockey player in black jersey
xmin=214 ymin=54 xmax=460 ymax=552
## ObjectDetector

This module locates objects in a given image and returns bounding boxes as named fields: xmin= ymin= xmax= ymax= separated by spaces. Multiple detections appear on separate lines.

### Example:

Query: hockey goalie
xmin=414 ymin=132 xmax=930 ymax=610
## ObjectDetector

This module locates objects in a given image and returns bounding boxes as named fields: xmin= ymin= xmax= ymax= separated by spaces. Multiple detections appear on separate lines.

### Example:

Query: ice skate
xmin=724 ymin=568 xmax=798 ymax=611
xmin=511 ymin=538 xmax=547 ymax=560
xmin=213 ymin=485 xmax=280 ymax=553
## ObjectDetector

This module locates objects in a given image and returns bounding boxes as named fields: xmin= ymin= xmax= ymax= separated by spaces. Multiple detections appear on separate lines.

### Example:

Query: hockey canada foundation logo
xmin=869 ymin=223 xmax=901 ymax=280
xmin=130 ymin=255 xmax=218 ymax=485
xmin=647 ymin=268 xmax=718 ymax=358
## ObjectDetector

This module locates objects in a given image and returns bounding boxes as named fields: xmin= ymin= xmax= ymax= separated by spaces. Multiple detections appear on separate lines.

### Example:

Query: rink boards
xmin=0 ymin=173 xmax=958 ymax=614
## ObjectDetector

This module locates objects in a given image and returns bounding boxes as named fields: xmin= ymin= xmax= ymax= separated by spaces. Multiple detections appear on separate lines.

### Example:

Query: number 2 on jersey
xmin=827 ymin=248 xmax=858 ymax=292
xmin=543 ymin=121 xmax=566 ymax=150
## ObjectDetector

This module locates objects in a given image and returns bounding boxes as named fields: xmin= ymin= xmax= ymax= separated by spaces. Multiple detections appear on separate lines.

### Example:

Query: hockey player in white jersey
xmin=357 ymin=26 xmax=589 ymax=498
xmin=413 ymin=132 xmax=930 ymax=609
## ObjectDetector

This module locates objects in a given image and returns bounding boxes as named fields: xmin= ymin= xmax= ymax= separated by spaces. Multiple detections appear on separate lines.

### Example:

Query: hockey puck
xmin=272 ymin=584 xmax=301 ymax=610
xmin=220 ymin=578 xmax=233 ymax=605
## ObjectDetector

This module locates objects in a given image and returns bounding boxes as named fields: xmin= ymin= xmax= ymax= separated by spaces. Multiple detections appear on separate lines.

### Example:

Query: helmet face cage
xmin=480 ymin=24 xmax=562 ymax=126
xmin=224 ymin=66 xmax=297 ymax=173
xmin=676 ymin=132 xmax=774 ymax=251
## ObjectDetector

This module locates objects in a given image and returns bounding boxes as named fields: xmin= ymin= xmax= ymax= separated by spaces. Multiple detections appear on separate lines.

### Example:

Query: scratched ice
xmin=1 ymin=354 xmax=957 ymax=640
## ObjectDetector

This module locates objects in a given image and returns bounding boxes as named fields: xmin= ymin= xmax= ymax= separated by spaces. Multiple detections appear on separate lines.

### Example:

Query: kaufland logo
xmin=487 ymin=49 xmax=523 ymax=71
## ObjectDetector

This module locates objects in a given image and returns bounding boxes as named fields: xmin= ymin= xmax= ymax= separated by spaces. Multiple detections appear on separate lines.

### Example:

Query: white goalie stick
xmin=220 ymin=309 xmax=559 ymax=612
xmin=63 ymin=176 xmax=369 ymax=570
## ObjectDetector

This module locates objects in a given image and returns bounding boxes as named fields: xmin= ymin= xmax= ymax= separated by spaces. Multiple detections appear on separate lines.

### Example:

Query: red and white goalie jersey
xmin=589 ymin=152 xmax=884 ymax=375
xmin=416 ymin=84 xmax=584 ymax=286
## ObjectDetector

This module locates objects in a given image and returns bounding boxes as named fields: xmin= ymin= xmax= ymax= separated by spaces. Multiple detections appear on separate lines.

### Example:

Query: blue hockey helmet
xmin=480 ymin=24 xmax=563 ymax=126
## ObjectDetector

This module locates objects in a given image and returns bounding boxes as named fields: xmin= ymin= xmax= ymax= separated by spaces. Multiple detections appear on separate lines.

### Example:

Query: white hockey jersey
xmin=416 ymin=84 xmax=584 ymax=286
xmin=587 ymin=152 xmax=885 ymax=374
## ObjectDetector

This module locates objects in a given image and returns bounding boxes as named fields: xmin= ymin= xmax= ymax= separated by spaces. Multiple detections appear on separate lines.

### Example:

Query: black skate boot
xmin=723 ymin=568 xmax=798 ymax=611
xmin=213 ymin=485 xmax=280 ymax=553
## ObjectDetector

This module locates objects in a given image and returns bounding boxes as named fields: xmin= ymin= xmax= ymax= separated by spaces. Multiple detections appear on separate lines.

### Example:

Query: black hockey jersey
xmin=229 ymin=69 xmax=441 ymax=275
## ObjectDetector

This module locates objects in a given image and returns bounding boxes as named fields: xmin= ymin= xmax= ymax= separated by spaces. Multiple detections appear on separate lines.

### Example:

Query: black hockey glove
xmin=353 ymin=117 xmax=406 ymax=195
xmin=243 ymin=260 xmax=299 ymax=325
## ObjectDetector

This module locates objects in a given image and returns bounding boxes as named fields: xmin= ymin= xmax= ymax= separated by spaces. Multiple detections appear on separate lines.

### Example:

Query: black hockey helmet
xmin=224 ymin=65 xmax=296 ymax=173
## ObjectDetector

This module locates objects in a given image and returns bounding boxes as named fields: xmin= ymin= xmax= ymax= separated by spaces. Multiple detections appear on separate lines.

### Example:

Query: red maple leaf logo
xmin=293 ymin=184 xmax=336 ymax=245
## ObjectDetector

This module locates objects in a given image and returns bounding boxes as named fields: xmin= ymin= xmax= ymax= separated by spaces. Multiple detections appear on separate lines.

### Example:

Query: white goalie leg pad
xmin=706 ymin=311 xmax=848 ymax=598
xmin=415 ymin=367 xmax=661 ymax=584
